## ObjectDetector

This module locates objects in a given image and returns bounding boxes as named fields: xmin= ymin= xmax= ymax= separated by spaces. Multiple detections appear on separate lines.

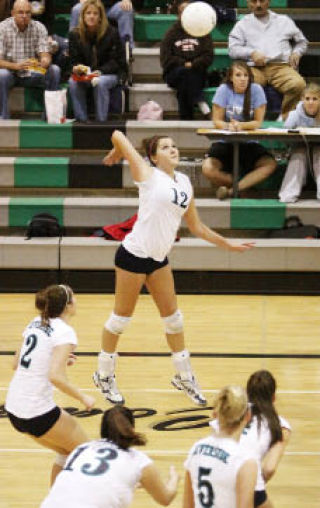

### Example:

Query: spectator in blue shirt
xmin=202 ymin=60 xmax=276 ymax=199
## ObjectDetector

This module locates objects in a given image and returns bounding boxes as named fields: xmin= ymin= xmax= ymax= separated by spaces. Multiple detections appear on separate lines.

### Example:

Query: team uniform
xmin=5 ymin=316 xmax=77 ymax=436
xmin=117 ymin=166 xmax=193 ymax=272
xmin=185 ymin=434 xmax=256 ymax=508
xmin=210 ymin=415 xmax=291 ymax=507
xmin=41 ymin=439 xmax=153 ymax=508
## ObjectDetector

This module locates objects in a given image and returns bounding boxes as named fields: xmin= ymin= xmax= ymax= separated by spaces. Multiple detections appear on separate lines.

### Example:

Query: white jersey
xmin=184 ymin=434 xmax=255 ymax=508
xmin=210 ymin=415 xmax=291 ymax=491
xmin=5 ymin=316 xmax=77 ymax=418
xmin=123 ymin=167 xmax=193 ymax=261
xmin=41 ymin=439 xmax=153 ymax=508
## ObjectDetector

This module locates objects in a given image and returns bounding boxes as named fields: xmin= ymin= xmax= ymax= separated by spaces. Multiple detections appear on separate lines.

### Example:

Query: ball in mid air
xmin=181 ymin=2 xmax=217 ymax=37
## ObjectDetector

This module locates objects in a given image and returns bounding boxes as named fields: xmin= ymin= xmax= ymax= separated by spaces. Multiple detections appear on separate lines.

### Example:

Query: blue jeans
xmin=0 ymin=65 xmax=61 ymax=119
xmin=69 ymin=1 xmax=134 ymax=48
xmin=68 ymin=74 xmax=118 ymax=122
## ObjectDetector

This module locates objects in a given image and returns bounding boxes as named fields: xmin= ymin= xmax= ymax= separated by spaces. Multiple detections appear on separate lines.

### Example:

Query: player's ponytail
xmin=247 ymin=370 xmax=282 ymax=446
xmin=35 ymin=284 xmax=73 ymax=327
xmin=100 ymin=406 xmax=146 ymax=450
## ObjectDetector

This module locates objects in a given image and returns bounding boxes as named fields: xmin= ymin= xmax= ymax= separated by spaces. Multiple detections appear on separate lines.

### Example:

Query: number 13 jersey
xmin=123 ymin=168 xmax=193 ymax=262
xmin=41 ymin=439 xmax=152 ymax=508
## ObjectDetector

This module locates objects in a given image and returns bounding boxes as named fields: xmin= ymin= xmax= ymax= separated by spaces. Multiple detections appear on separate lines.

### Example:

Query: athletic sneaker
xmin=171 ymin=374 xmax=207 ymax=406
xmin=93 ymin=371 xmax=125 ymax=405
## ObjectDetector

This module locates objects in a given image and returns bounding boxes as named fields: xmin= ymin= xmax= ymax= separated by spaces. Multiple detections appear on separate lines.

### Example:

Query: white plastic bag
xmin=44 ymin=89 xmax=67 ymax=124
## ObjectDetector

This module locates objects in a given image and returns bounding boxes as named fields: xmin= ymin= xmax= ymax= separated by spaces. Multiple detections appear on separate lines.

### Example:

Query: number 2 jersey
xmin=185 ymin=434 xmax=256 ymax=508
xmin=41 ymin=439 xmax=153 ymax=508
xmin=123 ymin=167 xmax=193 ymax=262
xmin=5 ymin=316 xmax=78 ymax=418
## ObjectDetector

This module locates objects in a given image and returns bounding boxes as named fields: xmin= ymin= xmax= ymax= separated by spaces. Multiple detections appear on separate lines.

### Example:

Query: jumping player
xmin=93 ymin=130 xmax=254 ymax=406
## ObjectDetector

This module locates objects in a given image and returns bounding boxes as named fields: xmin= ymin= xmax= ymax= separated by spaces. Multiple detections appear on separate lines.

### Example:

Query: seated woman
xmin=202 ymin=61 xmax=277 ymax=199
xmin=68 ymin=0 xmax=126 ymax=123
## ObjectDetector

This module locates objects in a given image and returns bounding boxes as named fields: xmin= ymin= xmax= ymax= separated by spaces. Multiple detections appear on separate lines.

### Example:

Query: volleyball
xmin=181 ymin=2 xmax=217 ymax=38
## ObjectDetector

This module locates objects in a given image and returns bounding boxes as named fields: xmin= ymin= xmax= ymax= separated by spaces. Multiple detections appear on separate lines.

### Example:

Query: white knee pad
xmin=104 ymin=312 xmax=131 ymax=335
xmin=163 ymin=309 xmax=184 ymax=334
xmin=55 ymin=453 xmax=68 ymax=467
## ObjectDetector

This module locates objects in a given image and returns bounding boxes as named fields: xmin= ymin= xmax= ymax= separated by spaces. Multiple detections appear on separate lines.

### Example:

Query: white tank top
xmin=185 ymin=434 xmax=255 ymax=508
xmin=5 ymin=316 xmax=78 ymax=418
xmin=41 ymin=439 xmax=153 ymax=508
xmin=123 ymin=167 xmax=193 ymax=261
xmin=210 ymin=415 xmax=291 ymax=491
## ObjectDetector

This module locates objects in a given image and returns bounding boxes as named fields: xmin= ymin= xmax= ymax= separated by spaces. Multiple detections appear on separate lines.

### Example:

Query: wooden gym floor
xmin=0 ymin=293 xmax=319 ymax=507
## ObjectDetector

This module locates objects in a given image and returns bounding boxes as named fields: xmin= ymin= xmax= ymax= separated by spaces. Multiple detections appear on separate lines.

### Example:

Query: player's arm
xmin=184 ymin=198 xmax=255 ymax=252
xmin=182 ymin=471 xmax=195 ymax=508
xmin=49 ymin=344 xmax=95 ymax=410
xmin=262 ymin=428 xmax=291 ymax=482
xmin=140 ymin=464 xmax=179 ymax=506
xmin=236 ymin=459 xmax=257 ymax=508
xmin=103 ymin=130 xmax=153 ymax=182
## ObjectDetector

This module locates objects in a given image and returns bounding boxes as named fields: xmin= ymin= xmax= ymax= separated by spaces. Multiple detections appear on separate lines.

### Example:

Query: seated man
xmin=0 ymin=0 xmax=60 ymax=119
xmin=228 ymin=0 xmax=308 ymax=119
xmin=69 ymin=0 xmax=134 ymax=49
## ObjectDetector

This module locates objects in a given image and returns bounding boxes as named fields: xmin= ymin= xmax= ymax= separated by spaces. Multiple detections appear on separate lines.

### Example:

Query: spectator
xmin=69 ymin=0 xmax=134 ymax=49
xmin=202 ymin=60 xmax=277 ymax=199
xmin=160 ymin=0 xmax=213 ymax=120
xmin=279 ymin=82 xmax=320 ymax=203
xmin=0 ymin=0 xmax=60 ymax=119
xmin=68 ymin=0 xmax=126 ymax=123
xmin=228 ymin=0 xmax=308 ymax=119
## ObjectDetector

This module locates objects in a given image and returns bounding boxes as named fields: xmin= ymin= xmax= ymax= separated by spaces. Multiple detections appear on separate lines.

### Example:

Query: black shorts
xmin=254 ymin=490 xmax=267 ymax=507
xmin=7 ymin=406 xmax=61 ymax=438
xmin=115 ymin=244 xmax=169 ymax=274
xmin=207 ymin=141 xmax=273 ymax=177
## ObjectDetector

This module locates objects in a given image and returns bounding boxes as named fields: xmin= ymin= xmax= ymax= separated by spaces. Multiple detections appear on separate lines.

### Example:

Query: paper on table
xmin=299 ymin=127 xmax=320 ymax=135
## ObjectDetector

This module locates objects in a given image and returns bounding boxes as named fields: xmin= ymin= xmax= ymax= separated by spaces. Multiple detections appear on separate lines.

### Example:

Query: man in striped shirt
xmin=0 ymin=0 xmax=60 ymax=118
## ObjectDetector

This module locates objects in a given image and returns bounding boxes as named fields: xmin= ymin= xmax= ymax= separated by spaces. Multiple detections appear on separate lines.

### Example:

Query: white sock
xmin=98 ymin=351 xmax=117 ymax=378
xmin=172 ymin=349 xmax=193 ymax=381
xmin=197 ymin=101 xmax=211 ymax=115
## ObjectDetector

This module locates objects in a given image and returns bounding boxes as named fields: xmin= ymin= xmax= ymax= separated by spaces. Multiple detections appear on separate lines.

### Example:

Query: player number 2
xmin=20 ymin=334 xmax=38 ymax=368
xmin=198 ymin=467 xmax=214 ymax=507
xmin=172 ymin=188 xmax=188 ymax=208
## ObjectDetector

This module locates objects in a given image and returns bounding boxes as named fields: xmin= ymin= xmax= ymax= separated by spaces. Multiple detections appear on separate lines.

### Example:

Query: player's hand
xmin=82 ymin=394 xmax=95 ymax=411
xmin=289 ymin=52 xmax=300 ymax=69
xmin=103 ymin=147 xmax=123 ymax=165
xmin=228 ymin=242 xmax=255 ymax=252
xmin=251 ymin=51 xmax=267 ymax=67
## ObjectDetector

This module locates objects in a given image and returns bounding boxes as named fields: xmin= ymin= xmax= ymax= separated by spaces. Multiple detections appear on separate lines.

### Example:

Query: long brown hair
xmin=225 ymin=61 xmax=254 ymax=121
xmin=213 ymin=385 xmax=248 ymax=431
xmin=36 ymin=284 xmax=73 ymax=327
xmin=78 ymin=0 xmax=108 ymax=44
xmin=101 ymin=406 xmax=146 ymax=450
xmin=247 ymin=370 xmax=282 ymax=446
